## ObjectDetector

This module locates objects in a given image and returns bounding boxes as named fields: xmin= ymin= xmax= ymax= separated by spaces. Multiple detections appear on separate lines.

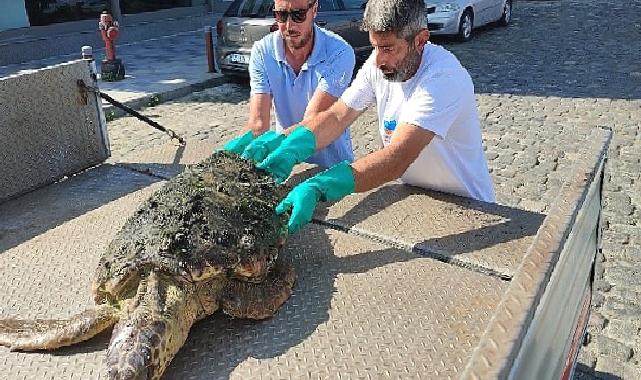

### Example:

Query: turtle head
xmin=232 ymin=233 xmax=287 ymax=283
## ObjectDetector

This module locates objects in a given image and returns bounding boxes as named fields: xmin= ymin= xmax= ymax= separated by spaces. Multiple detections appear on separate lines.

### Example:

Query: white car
xmin=426 ymin=0 xmax=512 ymax=41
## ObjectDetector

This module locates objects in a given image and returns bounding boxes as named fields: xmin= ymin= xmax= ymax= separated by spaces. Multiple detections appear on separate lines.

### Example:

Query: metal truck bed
xmin=0 ymin=127 xmax=610 ymax=379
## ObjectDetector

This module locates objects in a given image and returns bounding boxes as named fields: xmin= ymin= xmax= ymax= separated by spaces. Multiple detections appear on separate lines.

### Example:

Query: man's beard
xmin=284 ymin=28 xmax=313 ymax=50
xmin=380 ymin=47 xmax=422 ymax=82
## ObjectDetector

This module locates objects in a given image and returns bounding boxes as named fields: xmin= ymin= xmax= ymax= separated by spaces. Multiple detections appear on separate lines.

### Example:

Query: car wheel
xmin=498 ymin=0 xmax=512 ymax=26
xmin=457 ymin=9 xmax=474 ymax=42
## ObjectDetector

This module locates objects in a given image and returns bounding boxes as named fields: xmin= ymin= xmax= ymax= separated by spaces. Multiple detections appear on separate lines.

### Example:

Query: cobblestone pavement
xmin=105 ymin=0 xmax=641 ymax=378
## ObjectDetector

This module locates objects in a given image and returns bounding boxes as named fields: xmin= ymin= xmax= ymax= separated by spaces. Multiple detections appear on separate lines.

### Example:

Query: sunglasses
xmin=273 ymin=1 xmax=316 ymax=23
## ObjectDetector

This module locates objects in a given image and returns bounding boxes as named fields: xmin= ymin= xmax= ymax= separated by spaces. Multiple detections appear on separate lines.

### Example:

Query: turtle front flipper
xmin=221 ymin=258 xmax=296 ymax=320
xmin=0 ymin=304 xmax=118 ymax=351
xmin=106 ymin=271 xmax=201 ymax=380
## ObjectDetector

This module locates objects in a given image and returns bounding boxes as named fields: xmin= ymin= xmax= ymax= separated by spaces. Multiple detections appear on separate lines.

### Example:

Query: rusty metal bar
xmin=77 ymin=80 xmax=186 ymax=146
xmin=99 ymin=90 xmax=186 ymax=145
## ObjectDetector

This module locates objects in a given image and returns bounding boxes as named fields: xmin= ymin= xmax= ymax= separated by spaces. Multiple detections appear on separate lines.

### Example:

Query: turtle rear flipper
xmin=0 ymin=304 xmax=118 ymax=351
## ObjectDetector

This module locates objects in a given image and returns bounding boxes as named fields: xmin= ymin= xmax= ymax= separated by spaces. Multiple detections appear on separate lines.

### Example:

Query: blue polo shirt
xmin=248 ymin=25 xmax=355 ymax=168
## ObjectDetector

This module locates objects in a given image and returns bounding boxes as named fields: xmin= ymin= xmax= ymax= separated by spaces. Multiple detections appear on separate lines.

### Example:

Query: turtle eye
xmin=238 ymin=234 xmax=255 ymax=250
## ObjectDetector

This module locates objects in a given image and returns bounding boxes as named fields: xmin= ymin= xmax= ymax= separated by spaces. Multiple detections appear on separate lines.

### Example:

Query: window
xmin=120 ymin=0 xmax=192 ymax=15
xmin=224 ymin=0 xmax=274 ymax=17
xmin=318 ymin=0 xmax=339 ymax=12
xmin=25 ymin=0 xmax=112 ymax=26
xmin=342 ymin=0 xmax=365 ymax=10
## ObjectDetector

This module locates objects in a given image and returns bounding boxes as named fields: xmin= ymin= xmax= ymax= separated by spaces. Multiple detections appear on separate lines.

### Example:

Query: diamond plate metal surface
xmin=106 ymin=139 xmax=221 ymax=179
xmin=0 ymin=167 xmax=163 ymax=380
xmin=0 ymin=130 xmax=605 ymax=379
xmin=311 ymin=184 xmax=545 ymax=279
xmin=164 ymin=224 xmax=507 ymax=380
xmin=0 ymin=165 xmax=162 ymax=254
xmin=0 ymin=163 xmax=507 ymax=379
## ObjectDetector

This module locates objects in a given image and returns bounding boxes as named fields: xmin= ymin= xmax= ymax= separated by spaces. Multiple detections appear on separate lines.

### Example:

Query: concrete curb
xmin=102 ymin=74 xmax=228 ymax=119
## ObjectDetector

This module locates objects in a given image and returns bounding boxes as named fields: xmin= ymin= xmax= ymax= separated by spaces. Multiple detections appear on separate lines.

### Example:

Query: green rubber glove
xmin=241 ymin=131 xmax=286 ymax=163
xmin=257 ymin=127 xmax=316 ymax=183
xmin=276 ymin=161 xmax=355 ymax=234
xmin=222 ymin=130 xmax=254 ymax=155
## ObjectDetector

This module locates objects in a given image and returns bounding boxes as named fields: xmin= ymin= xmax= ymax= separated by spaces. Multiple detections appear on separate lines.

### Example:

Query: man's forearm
xmin=244 ymin=106 xmax=270 ymax=135
xmin=282 ymin=110 xmax=343 ymax=141
xmin=350 ymin=123 xmax=435 ymax=193
xmin=244 ymin=93 xmax=272 ymax=136
xmin=299 ymin=100 xmax=360 ymax=151
xmin=243 ymin=120 xmax=269 ymax=135
xmin=350 ymin=148 xmax=409 ymax=193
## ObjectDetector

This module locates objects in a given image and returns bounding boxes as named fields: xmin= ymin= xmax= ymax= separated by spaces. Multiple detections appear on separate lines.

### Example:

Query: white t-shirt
xmin=341 ymin=43 xmax=496 ymax=203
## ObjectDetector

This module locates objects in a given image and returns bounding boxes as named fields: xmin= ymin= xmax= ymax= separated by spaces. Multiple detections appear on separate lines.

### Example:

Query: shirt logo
xmin=383 ymin=120 xmax=397 ymax=135
xmin=383 ymin=119 xmax=397 ymax=144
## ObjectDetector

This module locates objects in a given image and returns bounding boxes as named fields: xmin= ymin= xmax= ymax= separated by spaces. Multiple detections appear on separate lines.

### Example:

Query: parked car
xmin=216 ymin=0 xmax=371 ymax=75
xmin=426 ymin=0 xmax=512 ymax=41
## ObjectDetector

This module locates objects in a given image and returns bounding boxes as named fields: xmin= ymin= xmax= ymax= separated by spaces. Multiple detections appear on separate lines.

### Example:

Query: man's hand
xmin=276 ymin=161 xmax=355 ymax=234
xmin=276 ymin=181 xmax=319 ymax=234
xmin=221 ymin=131 xmax=254 ymax=154
xmin=257 ymin=127 xmax=316 ymax=183
xmin=241 ymin=131 xmax=286 ymax=163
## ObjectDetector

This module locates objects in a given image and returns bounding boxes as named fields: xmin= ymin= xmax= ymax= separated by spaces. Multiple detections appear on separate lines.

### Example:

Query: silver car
xmin=216 ymin=0 xmax=371 ymax=75
xmin=426 ymin=0 xmax=512 ymax=41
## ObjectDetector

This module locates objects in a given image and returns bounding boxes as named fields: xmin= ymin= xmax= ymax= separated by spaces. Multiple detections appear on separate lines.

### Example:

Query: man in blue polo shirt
xmin=223 ymin=0 xmax=355 ymax=168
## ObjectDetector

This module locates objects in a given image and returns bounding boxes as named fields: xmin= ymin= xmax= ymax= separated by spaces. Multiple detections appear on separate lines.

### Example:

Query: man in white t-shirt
xmin=247 ymin=0 xmax=496 ymax=233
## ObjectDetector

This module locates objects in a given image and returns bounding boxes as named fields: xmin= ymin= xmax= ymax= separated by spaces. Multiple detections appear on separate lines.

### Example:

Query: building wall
xmin=0 ymin=0 xmax=30 ymax=31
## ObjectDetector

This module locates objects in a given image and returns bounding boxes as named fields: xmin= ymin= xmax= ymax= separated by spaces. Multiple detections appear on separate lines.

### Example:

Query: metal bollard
xmin=81 ymin=45 xmax=98 ymax=78
xmin=81 ymin=45 xmax=93 ymax=60
xmin=205 ymin=26 xmax=218 ymax=73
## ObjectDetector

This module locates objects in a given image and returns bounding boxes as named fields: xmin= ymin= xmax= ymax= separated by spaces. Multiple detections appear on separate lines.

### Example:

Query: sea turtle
xmin=0 ymin=151 xmax=296 ymax=380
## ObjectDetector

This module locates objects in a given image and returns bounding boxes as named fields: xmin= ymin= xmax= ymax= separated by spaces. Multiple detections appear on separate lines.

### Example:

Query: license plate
xmin=226 ymin=54 xmax=249 ymax=64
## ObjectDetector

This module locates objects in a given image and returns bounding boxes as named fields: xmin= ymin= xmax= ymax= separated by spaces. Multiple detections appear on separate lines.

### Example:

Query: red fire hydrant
xmin=99 ymin=11 xmax=125 ymax=81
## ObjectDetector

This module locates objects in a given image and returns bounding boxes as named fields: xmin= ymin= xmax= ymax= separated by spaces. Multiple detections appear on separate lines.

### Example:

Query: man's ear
xmin=414 ymin=28 xmax=430 ymax=50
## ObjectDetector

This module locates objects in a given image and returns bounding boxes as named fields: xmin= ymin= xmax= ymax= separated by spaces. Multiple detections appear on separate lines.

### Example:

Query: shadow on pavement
xmin=574 ymin=363 xmax=623 ymax=380
xmin=177 ymin=80 xmax=250 ymax=103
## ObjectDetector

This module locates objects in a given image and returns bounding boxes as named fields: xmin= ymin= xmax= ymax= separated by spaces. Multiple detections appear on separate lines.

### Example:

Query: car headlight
xmin=435 ymin=3 xmax=460 ymax=12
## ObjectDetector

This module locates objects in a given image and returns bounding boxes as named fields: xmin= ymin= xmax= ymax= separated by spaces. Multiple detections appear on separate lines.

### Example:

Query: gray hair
xmin=361 ymin=0 xmax=428 ymax=41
